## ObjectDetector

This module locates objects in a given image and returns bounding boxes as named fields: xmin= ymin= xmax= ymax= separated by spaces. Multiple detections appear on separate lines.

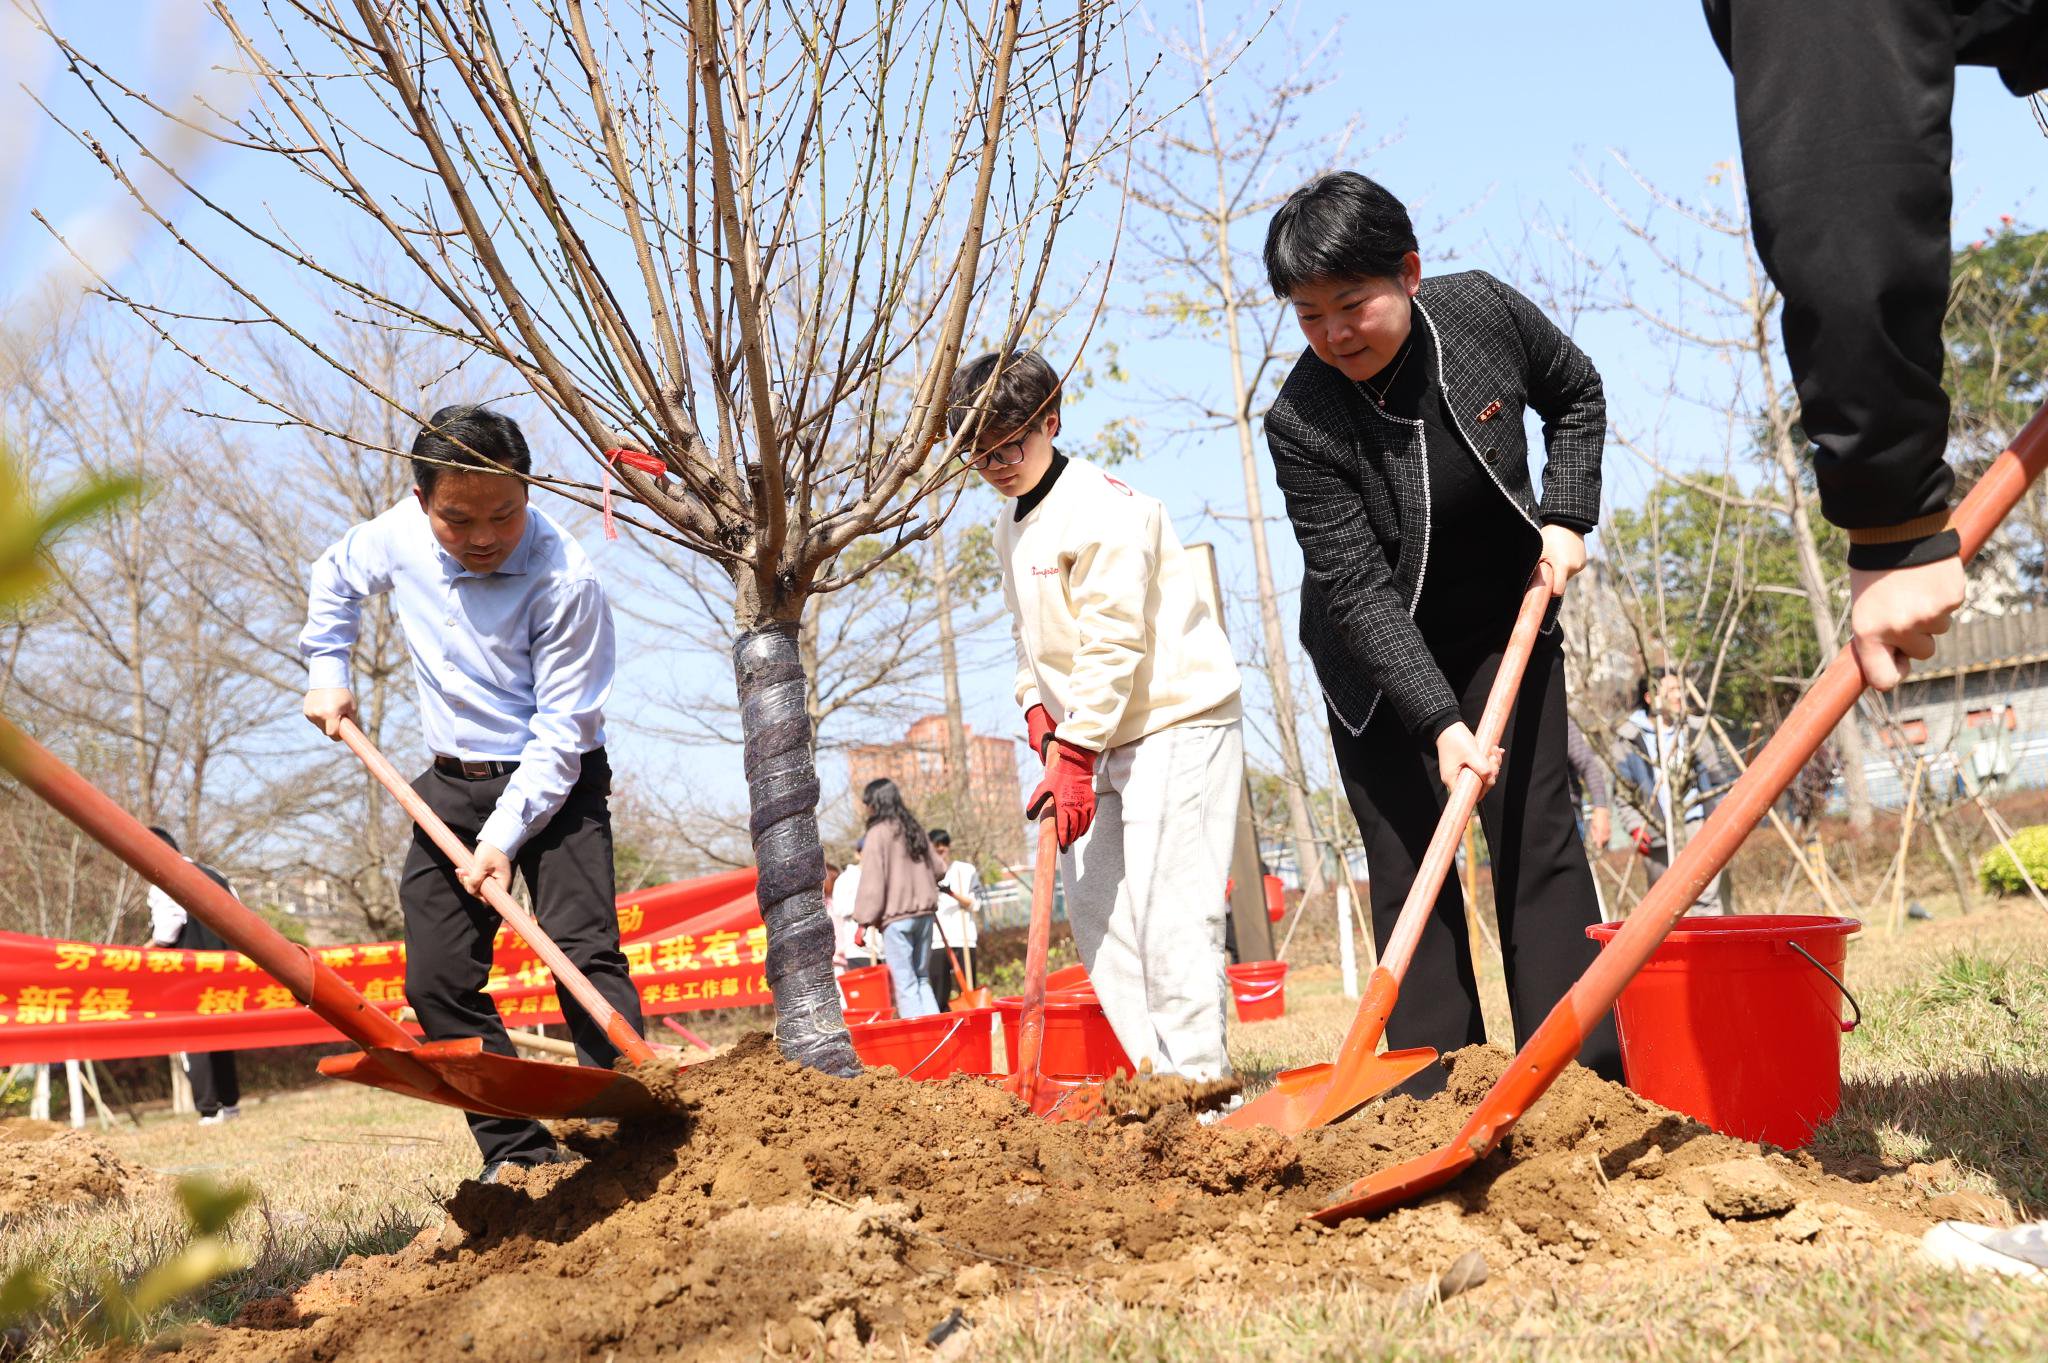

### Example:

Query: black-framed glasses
xmin=960 ymin=439 xmax=1028 ymax=471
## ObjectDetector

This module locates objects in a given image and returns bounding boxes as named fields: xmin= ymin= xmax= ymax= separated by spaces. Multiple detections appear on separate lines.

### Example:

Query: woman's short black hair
xmin=946 ymin=350 xmax=1061 ymax=446
xmin=1264 ymin=171 xmax=1419 ymax=299
xmin=411 ymin=404 xmax=532 ymax=498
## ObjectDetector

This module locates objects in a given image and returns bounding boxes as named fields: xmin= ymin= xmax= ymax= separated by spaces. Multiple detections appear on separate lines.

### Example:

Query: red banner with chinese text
xmin=0 ymin=869 xmax=770 ymax=1063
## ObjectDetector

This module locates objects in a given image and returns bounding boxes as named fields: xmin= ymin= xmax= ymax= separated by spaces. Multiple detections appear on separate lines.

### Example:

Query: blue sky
xmin=8 ymin=1 xmax=2046 ymax=821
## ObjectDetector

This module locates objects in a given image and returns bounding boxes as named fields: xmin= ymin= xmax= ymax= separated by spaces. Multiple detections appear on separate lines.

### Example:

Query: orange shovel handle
xmin=1322 ymin=402 xmax=2048 ymax=1220
xmin=1324 ymin=563 xmax=1553 ymax=1077
xmin=0 ymin=715 xmax=416 ymax=1054
xmin=1012 ymin=814 xmax=1060 ymax=1108
xmin=1381 ymin=562 xmax=1553 ymax=980
xmin=930 ymin=908 xmax=972 ymax=988
xmin=337 ymin=720 xmax=657 ymax=1066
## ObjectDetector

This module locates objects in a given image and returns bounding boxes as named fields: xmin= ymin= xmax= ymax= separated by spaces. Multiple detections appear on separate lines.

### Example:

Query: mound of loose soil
xmin=167 ymin=1039 xmax=1943 ymax=1362
xmin=0 ymin=1118 xmax=160 ymax=1218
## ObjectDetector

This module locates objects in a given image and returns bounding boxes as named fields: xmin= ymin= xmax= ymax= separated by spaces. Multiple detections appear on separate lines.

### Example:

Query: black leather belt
xmin=434 ymin=755 xmax=519 ymax=780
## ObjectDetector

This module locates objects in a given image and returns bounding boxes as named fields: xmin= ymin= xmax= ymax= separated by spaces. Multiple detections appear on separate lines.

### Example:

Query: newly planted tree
xmin=36 ymin=0 xmax=1130 ymax=1074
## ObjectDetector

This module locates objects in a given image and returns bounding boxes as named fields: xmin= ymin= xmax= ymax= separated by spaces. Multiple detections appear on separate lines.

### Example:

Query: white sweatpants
xmin=1062 ymin=720 xmax=1243 ymax=1081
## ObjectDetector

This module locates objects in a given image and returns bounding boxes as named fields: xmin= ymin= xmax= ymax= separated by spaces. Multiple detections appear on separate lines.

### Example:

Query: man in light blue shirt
xmin=299 ymin=404 xmax=644 ymax=1180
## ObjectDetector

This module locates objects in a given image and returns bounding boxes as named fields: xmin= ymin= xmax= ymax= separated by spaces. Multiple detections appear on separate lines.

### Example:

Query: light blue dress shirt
xmin=299 ymin=497 xmax=615 ymax=859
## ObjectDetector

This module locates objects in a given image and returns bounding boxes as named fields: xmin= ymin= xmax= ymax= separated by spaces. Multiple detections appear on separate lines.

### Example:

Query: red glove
xmin=1025 ymin=704 xmax=1057 ymax=762
xmin=1632 ymin=826 xmax=1654 ymax=856
xmin=1027 ymin=738 xmax=1098 ymax=849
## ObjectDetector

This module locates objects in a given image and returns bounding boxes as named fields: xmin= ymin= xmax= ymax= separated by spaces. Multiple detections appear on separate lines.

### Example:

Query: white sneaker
xmin=197 ymin=1106 xmax=242 ymax=1126
xmin=1922 ymin=1221 xmax=2048 ymax=1284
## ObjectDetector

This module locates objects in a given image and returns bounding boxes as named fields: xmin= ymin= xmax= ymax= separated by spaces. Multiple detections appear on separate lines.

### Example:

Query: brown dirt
xmin=0 ymin=1118 xmax=161 ymax=1218
xmin=157 ymin=1038 xmax=1950 ymax=1362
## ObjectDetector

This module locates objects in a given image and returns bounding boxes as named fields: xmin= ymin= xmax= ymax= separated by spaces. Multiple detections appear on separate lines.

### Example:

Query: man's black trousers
xmin=1703 ymin=0 xmax=2048 ymax=539
xmin=927 ymin=940 xmax=975 ymax=1008
xmin=400 ymin=749 xmax=644 ymax=1167
xmin=184 ymin=1050 xmax=239 ymax=1116
xmin=1332 ymin=635 xmax=1622 ymax=1093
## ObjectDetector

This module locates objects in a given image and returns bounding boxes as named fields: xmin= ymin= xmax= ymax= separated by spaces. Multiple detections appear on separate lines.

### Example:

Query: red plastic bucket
xmin=838 ymin=963 xmax=893 ymax=1025
xmin=994 ymin=994 xmax=1135 ymax=1079
xmin=1045 ymin=964 xmax=1091 ymax=993
xmin=1587 ymin=914 xmax=1861 ymax=1149
xmin=850 ymin=1009 xmax=997 ymax=1080
xmin=1226 ymin=961 xmax=1289 ymax=1021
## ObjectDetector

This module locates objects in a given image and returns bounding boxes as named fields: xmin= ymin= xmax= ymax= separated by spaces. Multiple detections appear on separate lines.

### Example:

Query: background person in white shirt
xmin=145 ymin=825 xmax=241 ymax=1125
xmin=828 ymin=838 xmax=873 ymax=972
xmin=949 ymin=350 xmax=1246 ymax=1082
xmin=298 ymin=404 xmax=643 ymax=1182
xmin=925 ymin=829 xmax=981 ymax=1005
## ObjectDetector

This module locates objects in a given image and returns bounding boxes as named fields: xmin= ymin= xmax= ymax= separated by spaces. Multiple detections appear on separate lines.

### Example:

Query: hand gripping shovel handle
xmin=0 ymin=715 xmax=415 ymax=1054
xmin=1318 ymin=402 xmax=2048 ymax=1222
xmin=1012 ymin=812 xmax=1061 ymax=1109
xmin=1327 ymin=563 xmax=1554 ymax=1076
xmin=337 ymin=720 xmax=658 ymax=1066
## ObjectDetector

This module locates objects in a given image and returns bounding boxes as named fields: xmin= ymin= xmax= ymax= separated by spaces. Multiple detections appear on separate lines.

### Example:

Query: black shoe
xmin=478 ymin=1147 xmax=571 ymax=1184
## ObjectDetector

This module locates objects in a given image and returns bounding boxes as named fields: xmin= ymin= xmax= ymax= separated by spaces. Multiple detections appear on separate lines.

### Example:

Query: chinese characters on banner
xmin=0 ymin=869 xmax=770 ymax=1063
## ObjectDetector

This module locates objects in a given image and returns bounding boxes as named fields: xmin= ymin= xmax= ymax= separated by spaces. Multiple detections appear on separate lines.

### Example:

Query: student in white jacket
xmin=948 ymin=350 xmax=1245 ymax=1081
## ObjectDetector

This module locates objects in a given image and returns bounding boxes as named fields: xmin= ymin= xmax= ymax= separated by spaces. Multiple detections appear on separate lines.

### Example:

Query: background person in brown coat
xmin=851 ymin=779 xmax=948 ymax=1019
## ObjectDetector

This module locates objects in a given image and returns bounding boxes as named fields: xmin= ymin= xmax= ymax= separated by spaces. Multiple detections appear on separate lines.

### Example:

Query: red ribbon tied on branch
xmin=600 ymin=448 xmax=668 ymax=541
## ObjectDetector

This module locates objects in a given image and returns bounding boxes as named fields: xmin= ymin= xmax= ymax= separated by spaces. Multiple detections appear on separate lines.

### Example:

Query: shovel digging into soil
xmin=330 ymin=719 xmax=672 ymax=1090
xmin=1313 ymin=403 xmax=2048 ymax=1224
xmin=999 ymin=811 xmax=1106 ymax=1121
xmin=0 ymin=716 xmax=662 ymax=1121
xmin=1224 ymin=563 xmax=1555 ymax=1135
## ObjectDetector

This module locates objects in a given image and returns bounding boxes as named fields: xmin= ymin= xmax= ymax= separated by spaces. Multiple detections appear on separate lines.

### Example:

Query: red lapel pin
xmin=1477 ymin=400 xmax=1503 ymax=423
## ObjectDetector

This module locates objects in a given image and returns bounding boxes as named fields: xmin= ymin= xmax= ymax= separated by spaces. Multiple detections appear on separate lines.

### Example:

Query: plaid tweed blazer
xmin=1265 ymin=269 xmax=1605 ymax=737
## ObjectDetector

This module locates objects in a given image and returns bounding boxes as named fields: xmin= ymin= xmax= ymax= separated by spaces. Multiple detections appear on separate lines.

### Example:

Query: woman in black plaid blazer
xmin=1263 ymin=173 xmax=1622 ymax=1089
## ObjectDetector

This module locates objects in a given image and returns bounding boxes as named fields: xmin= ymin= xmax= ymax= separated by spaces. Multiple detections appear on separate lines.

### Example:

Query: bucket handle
xmin=903 ymin=1014 xmax=971 ymax=1077
xmin=1788 ymin=941 xmax=1861 ymax=1034
xmin=1233 ymin=980 xmax=1286 ymax=1003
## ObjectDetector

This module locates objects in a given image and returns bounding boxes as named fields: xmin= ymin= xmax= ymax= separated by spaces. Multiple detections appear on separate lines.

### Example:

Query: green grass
xmin=2 ymin=1084 xmax=471 ymax=1358
xmin=1809 ymin=907 xmax=2048 ymax=1212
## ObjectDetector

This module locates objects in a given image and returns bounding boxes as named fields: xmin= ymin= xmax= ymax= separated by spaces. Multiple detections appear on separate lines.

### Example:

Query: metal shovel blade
xmin=1219 ymin=1047 xmax=1438 ymax=1133
xmin=320 ymin=1037 xmax=666 ymax=1120
xmin=317 ymin=1046 xmax=533 ymax=1118
xmin=413 ymin=1037 xmax=667 ymax=1120
xmin=1311 ymin=1011 xmax=1578 ymax=1222
xmin=1313 ymin=1140 xmax=1478 ymax=1223
xmin=1220 ymin=966 xmax=1435 ymax=1133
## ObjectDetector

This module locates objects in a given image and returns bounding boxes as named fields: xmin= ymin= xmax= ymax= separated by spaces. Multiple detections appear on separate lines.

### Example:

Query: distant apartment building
xmin=846 ymin=715 xmax=1025 ymax=865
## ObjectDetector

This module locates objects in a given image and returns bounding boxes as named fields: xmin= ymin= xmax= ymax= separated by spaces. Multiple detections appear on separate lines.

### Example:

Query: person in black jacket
xmin=1262 ymin=172 xmax=1622 ymax=1090
xmin=146 ymin=826 xmax=242 ymax=1124
xmin=1702 ymin=1 xmax=2048 ymax=692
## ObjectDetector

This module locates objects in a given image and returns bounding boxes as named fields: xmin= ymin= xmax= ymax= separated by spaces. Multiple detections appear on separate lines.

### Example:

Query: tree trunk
xmin=125 ymin=494 xmax=153 ymax=823
xmin=928 ymin=492 xmax=976 ymax=848
xmin=1773 ymin=447 xmax=1877 ymax=829
xmin=1214 ymin=223 xmax=1327 ymax=896
xmin=733 ymin=621 xmax=859 ymax=1076
xmin=1752 ymin=296 xmax=1875 ymax=829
